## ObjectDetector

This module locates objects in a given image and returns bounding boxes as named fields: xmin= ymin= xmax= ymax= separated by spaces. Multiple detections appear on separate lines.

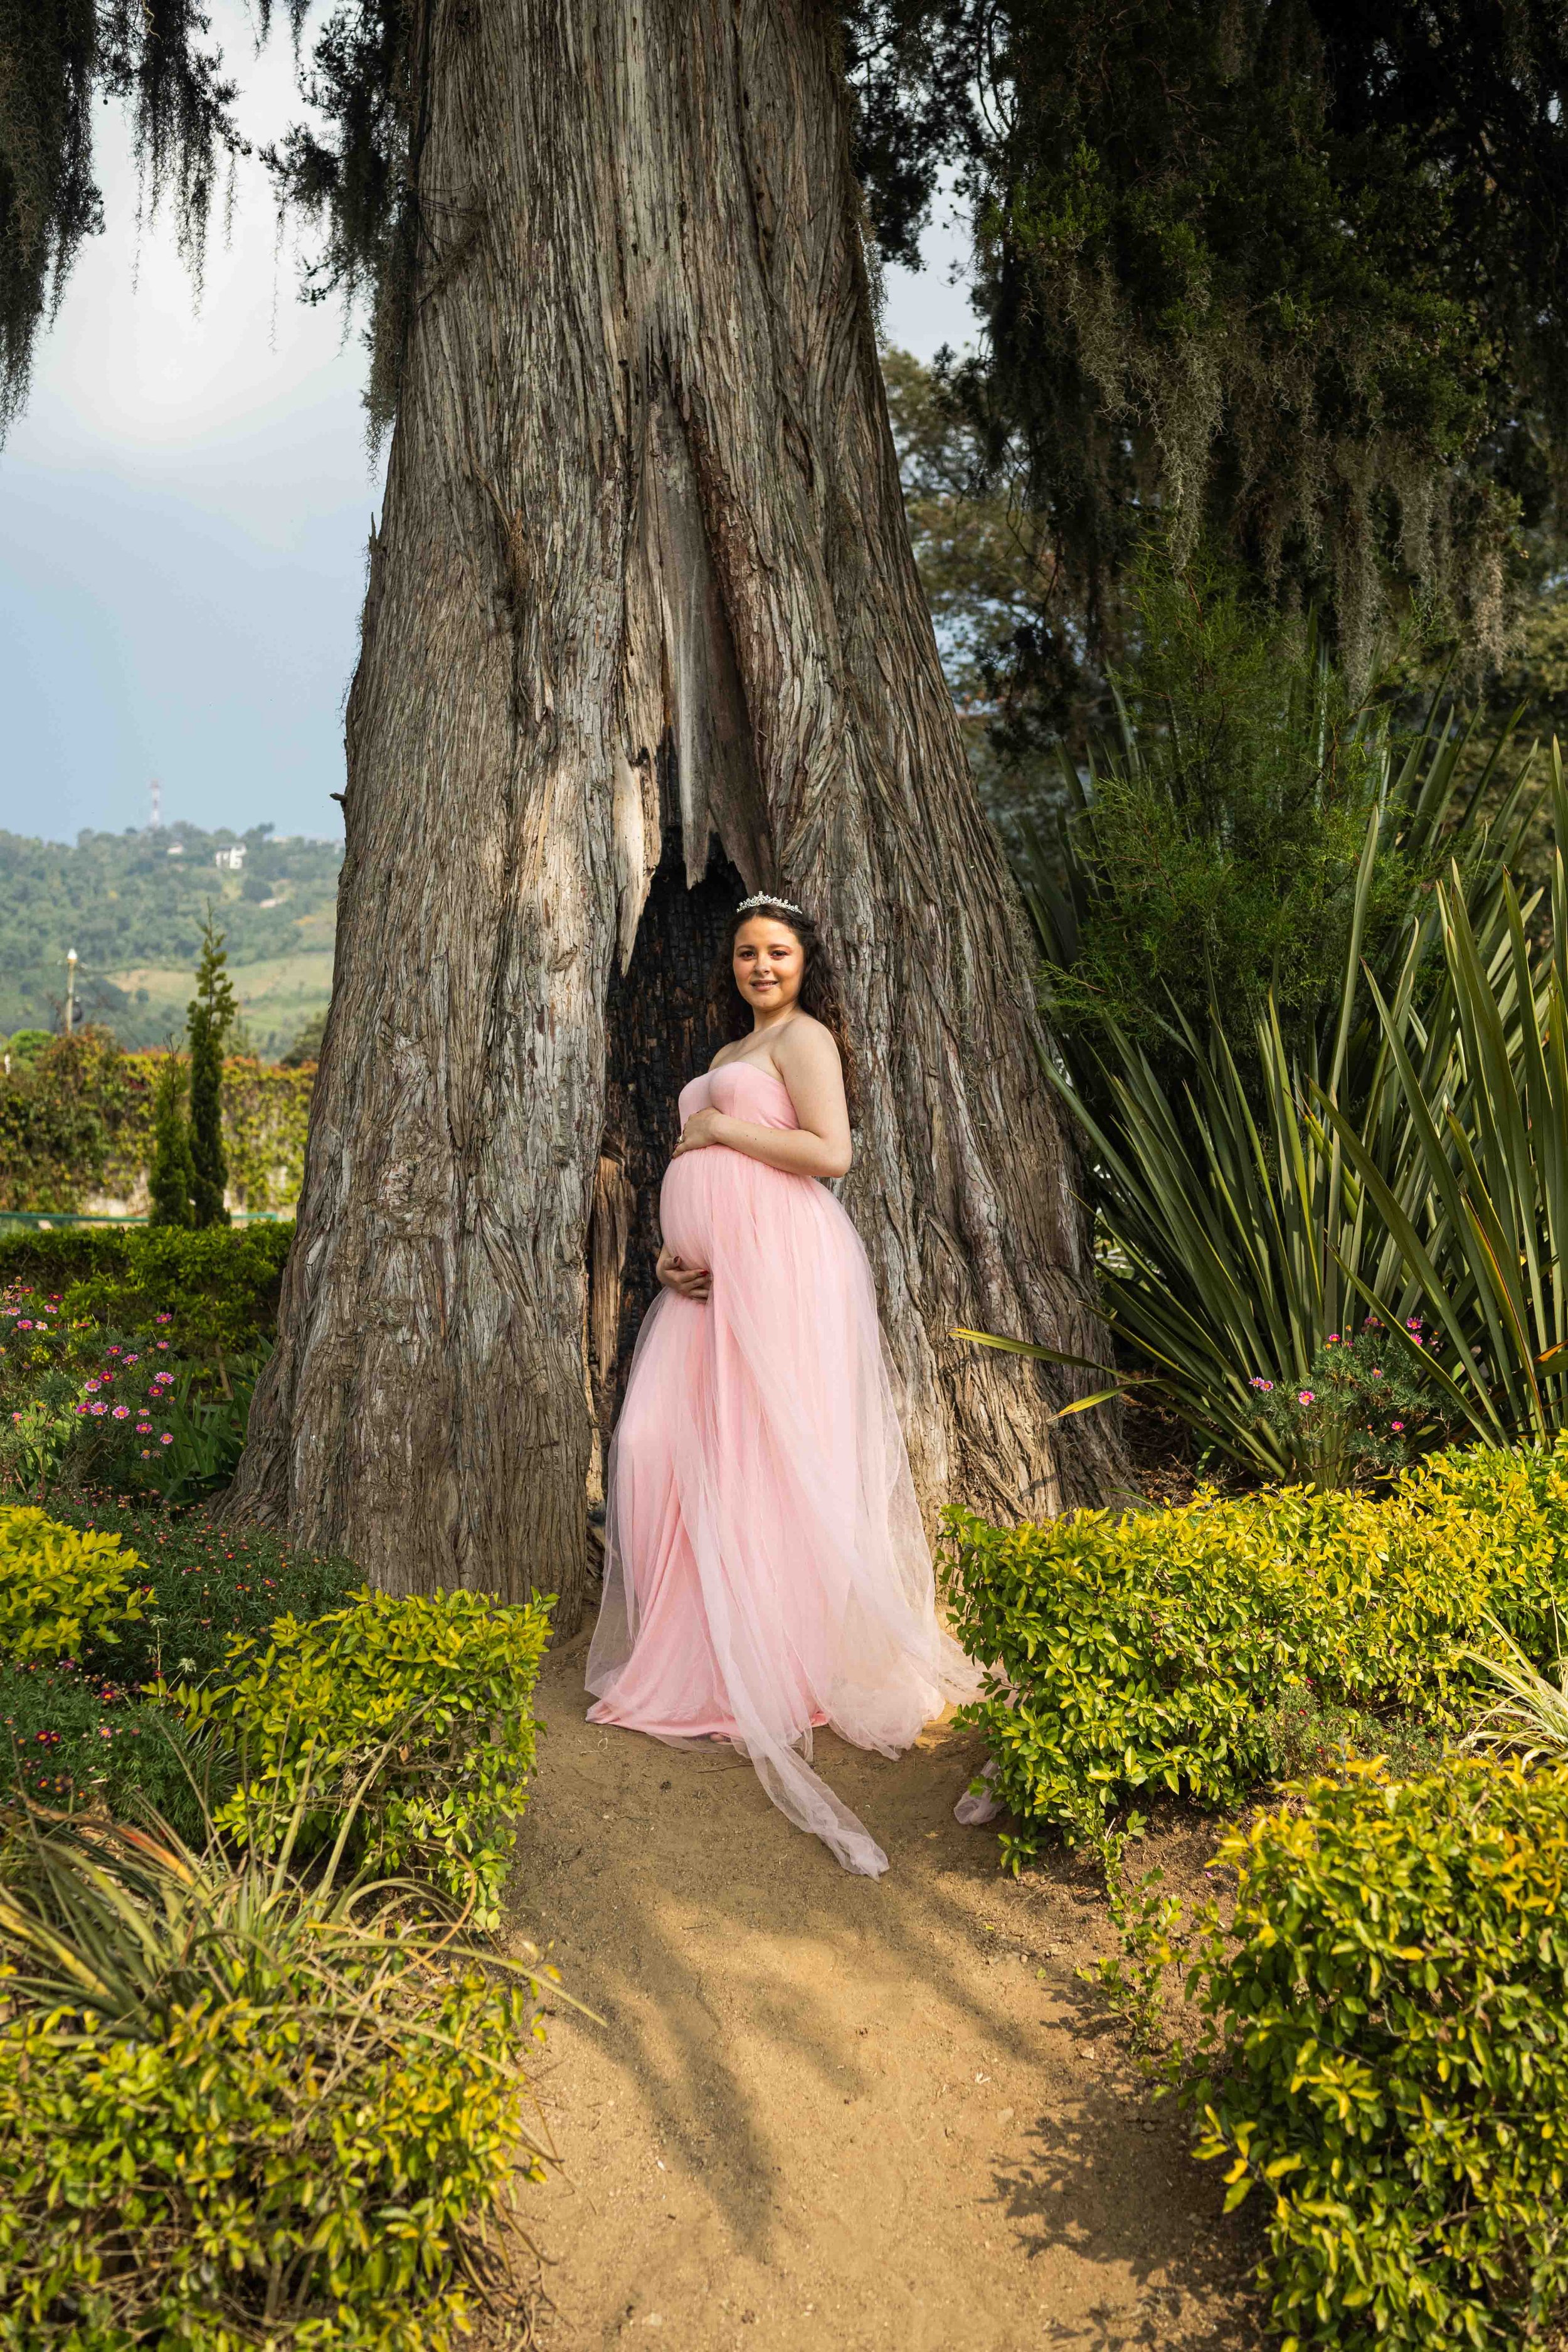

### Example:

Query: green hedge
xmin=0 ymin=1511 xmax=561 ymax=2345
xmin=179 ymin=1586 xmax=555 ymax=1927
xmin=0 ymin=1219 xmax=292 ymax=1356
xmin=1186 ymin=1761 xmax=1568 ymax=2349
xmin=0 ymin=1507 xmax=144 ymax=1663
xmin=0 ymin=1027 xmax=313 ymax=1215
xmin=0 ymin=1501 xmax=552 ymax=1921
xmin=0 ymin=1824 xmax=553 ymax=2349
xmin=943 ymin=1438 xmax=1568 ymax=1865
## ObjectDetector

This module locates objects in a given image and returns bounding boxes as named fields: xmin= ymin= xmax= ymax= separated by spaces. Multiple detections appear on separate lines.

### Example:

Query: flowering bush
xmin=0 ymin=1656 xmax=190 ymax=1814
xmin=1244 ymin=1316 xmax=1444 ymax=1489
xmin=55 ymin=1498 xmax=361 ymax=1688
xmin=0 ymin=1279 xmax=255 ymax=1503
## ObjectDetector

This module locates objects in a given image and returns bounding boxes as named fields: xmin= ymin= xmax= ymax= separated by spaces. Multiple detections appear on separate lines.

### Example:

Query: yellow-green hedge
xmin=943 ymin=1436 xmax=1568 ymax=1866
xmin=1186 ymin=1760 xmax=1568 ymax=2349
xmin=0 ymin=1506 xmax=144 ymax=1664
xmin=0 ymin=1878 xmax=551 ymax=2350
xmin=176 ymin=1586 xmax=556 ymax=1928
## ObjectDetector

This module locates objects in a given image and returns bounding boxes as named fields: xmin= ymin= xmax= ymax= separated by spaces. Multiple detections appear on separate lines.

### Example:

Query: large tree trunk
xmin=230 ymin=0 xmax=1121 ymax=1626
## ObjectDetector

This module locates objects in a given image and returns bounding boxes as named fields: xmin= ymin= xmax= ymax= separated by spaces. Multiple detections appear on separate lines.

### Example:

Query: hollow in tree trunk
xmin=229 ymin=0 xmax=1122 ymax=1626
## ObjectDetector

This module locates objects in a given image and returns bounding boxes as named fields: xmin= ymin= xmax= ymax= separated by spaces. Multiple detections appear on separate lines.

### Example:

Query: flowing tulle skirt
xmin=586 ymin=1065 xmax=979 ymax=1876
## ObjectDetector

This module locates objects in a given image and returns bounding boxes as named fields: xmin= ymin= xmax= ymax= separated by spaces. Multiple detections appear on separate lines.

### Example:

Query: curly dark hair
xmin=706 ymin=899 xmax=858 ymax=1120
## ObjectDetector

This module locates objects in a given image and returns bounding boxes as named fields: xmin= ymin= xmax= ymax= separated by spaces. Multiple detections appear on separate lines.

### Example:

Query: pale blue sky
xmin=0 ymin=8 xmax=977 ymax=847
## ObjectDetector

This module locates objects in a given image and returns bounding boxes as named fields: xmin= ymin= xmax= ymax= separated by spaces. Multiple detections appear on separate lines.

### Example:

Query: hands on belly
xmin=656 ymin=1241 xmax=710 ymax=1301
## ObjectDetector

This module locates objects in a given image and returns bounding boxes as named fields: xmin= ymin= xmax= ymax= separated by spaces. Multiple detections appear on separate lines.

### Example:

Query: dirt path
xmin=507 ymin=1626 xmax=1262 ymax=2352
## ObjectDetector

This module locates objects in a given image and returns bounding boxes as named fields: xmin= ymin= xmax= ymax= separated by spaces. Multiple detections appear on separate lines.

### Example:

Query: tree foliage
xmin=186 ymin=911 xmax=237 ymax=1227
xmin=0 ymin=1 xmax=249 ymax=433
xmin=847 ymin=1 xmax=1568 ymax=717
xmin=147 ymin=1049 xmax=195 ymax=1227
xmin=0 ymin=825 xmax=341 ymax=1044
xmin=0 ymin=3 xmax=415 ymax=444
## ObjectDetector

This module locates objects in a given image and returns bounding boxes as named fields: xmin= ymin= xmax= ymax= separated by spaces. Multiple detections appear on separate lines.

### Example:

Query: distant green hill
xmin=0 ymin=824 xmax=340 ymax=1060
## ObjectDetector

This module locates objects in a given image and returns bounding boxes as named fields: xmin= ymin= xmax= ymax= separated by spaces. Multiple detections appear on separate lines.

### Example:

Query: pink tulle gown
xmin=585 ymin=1059 xmax=980 ymax=1877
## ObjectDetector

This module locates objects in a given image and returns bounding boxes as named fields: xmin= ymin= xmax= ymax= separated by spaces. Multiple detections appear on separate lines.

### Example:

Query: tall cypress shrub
xmin=147 ymin=1053 xmax=194 ymax=1228
xmin=186 ymin=914 xmax=238 ymax=1230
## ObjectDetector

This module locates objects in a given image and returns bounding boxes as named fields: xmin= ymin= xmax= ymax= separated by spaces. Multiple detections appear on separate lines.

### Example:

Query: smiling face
xmin=732 ymin=916 xmax=805 ymax=1018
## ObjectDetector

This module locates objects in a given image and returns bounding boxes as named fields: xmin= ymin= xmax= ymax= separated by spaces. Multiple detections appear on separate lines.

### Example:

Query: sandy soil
xmin=504 ymin=1625 xmax=1263 ymax=2352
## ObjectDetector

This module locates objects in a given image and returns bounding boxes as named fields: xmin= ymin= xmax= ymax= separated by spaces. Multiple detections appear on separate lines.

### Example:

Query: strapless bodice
xmin=679 ymin=1061 xmax=800 ymax=1131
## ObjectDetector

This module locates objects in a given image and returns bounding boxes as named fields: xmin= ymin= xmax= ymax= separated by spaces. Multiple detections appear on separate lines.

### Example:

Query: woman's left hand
xmin=672 ymin=1108 xmax=730 ymax=1156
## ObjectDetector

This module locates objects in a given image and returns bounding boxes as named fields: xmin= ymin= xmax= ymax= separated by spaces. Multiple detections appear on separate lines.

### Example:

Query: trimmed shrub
xmin=179 ymin=1586 xmax=555 ymax=1926
xmin=943 ymin=1436 xmax=1568 ymax=1865
xmin=1185 ymin=1761 xmax=1568 ymax=2349
xmin=0 ymin=1506 xmax=354 ymax=1828
xmin=0 ymin=1814 xmax=554 ymax=2349
xmin=0 ymin=1505 xmax=143 ymax=1663
xmin=0 ymin=1220 xmax=293 ymax=1357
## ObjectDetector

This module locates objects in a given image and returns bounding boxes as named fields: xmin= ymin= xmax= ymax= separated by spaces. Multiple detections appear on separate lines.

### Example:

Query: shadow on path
xmin=505 ymin=1627 xmax=1263 ymax=2352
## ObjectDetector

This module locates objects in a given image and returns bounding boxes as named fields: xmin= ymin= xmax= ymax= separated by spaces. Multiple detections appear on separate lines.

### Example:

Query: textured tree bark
xmin=230 ymin=0 xmax=1121 ymax=1626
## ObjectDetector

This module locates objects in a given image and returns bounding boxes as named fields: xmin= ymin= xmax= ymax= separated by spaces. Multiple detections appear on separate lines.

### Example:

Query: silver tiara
xmin=735 ymin=891 xmax=804 ymax=916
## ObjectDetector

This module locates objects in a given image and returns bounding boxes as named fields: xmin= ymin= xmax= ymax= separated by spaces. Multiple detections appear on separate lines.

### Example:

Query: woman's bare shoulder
xmin=771 ymin=1014 xmax=842 ymax=1080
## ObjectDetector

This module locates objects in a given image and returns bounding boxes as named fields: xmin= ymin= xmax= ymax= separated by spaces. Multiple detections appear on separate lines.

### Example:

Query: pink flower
xmin=73 ymin=1404 xmax=88 ymax=1417
xmin=89 ymin=1401 xmax=107 ymax=1417
xmin=1392 ymin=1420 xmax=1405 ymax=1432
xmin=124 ymin=1353 xmax=138 ymax=1364
xmin=1298 ymin=1390 xmax=1315 ymax=1406
xmin=155 ymin=1341 xmax=169 ymax=1352
xmin=135 ymin=1423 xmax=151 ymax=1435
xmin=139 ymin=1448 xmax=151 ymax=1459
xmin=107 ymin=1346 xmax=121 ymax=1357
xmin=83 ymin=1377 xmax=100 ymax=1392
xmin=1371 ymin=1367 xmax=1383 ymax=1379
xmin=159 ymin=1433 xmax=174 ymax=1446
xmin=17 ymin=1320 xmax=30 ymax=1330
xmin=9 ymin=1412 xmax=18 ymax=1424
xmin=112 ymin=1405 xmax=130 ymax=1421
xmin=155 ymin=1313 xmax=172 ymax=1325
xmin=1327 ymin=1333 xmax=1340 ymax=1345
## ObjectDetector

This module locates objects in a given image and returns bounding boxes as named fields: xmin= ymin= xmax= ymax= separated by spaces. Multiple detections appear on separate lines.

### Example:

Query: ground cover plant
xmin=943 ymin=1434 xmax=1568 ymax=1868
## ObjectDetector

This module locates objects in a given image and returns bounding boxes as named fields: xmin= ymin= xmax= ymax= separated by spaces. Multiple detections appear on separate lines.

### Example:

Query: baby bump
xmin=659 ymin=1150 xmax=717 ymax=1266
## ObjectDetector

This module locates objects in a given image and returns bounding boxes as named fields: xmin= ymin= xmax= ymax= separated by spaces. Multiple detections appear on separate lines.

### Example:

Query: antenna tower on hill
xmin=150 ymin=777 xmax=162 ymax=830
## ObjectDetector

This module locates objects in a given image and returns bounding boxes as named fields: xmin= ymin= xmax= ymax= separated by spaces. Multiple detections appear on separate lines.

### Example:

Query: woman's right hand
xmin=656 ymin=1242 xmax=711 ymax=1302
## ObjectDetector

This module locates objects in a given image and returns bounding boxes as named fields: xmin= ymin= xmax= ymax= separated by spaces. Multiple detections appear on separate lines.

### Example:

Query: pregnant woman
xmin=585 ymin=892 xmax=978 ymax=1876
